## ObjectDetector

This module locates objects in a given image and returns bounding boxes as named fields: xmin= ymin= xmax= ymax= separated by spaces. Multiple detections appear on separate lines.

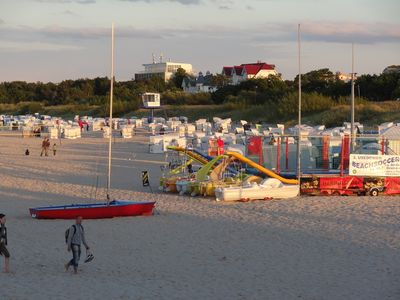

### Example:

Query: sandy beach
xmin=0 ymin=133 xmax=399 ymax=300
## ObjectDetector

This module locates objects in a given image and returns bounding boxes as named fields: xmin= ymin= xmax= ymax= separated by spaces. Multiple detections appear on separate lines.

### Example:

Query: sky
xmin=0 ymin=0 xmax=399 ymax=82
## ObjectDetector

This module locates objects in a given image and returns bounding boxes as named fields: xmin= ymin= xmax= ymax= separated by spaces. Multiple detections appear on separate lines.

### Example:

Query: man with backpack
xmin=65 ymin=216 xmax=90 ymax=274
xmin=0 ymin=213 xmax=10 ymax=273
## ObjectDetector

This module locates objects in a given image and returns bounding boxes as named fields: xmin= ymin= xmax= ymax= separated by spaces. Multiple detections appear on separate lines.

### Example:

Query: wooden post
xmin=276 ymin=137 xmax=281 ymax=174
xmin=285 ymin=136 xmax=289 ymax=170
xmin=322 ymin=135 xmax=330 ymax=170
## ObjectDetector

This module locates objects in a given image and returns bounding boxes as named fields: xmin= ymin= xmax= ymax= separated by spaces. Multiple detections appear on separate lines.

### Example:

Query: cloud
xmin=0 ymin=25 xmax=167 ymax=46
xmin=120 ymin=0 xmax=201 ymax=4
xmin=251 ymin=22 xmax=400 ymax=45
xmin=34 ymin=0 xmax=96 ymax=4
xmin=0 ymin=19 xmax=4 ymax=25
xmin=0 ymin=21 xmax=398 ymax=55
xmin=210 ymin=0 xmax=233 ymax=9
xmin=0 ymin=41 xmax=83 ymax=52
xmin=301 ymin=22 xmax=400 ymax=44
xmin=62 ymin=10 xmax=79 ymax=16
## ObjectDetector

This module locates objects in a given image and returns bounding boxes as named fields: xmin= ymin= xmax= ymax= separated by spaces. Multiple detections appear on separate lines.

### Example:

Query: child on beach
xmin=0 ymin=213 xmax=10 ymax=273
xmin=65 ymin=216 xmax=90 ymax=274
xmin=52 ymin=143 xmax=57 ymax=156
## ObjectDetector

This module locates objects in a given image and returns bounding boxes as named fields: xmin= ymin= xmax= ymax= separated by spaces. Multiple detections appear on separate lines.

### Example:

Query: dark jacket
xmin=0 ymin=224 xmax=7 ymax=245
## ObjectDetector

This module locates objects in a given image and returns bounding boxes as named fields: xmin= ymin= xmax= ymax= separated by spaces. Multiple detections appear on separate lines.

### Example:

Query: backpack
xmin=65 ymin=225 xmax=76 ymax=244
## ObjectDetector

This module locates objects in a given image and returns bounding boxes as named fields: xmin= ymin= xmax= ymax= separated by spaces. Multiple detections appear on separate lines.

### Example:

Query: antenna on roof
xmin=159 ymin=53 xmax=163 ymax=63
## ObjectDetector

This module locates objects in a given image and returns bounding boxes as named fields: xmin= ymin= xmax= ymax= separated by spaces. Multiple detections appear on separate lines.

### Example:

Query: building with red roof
xmin=222 ymin=62 xmax=278 ymax=85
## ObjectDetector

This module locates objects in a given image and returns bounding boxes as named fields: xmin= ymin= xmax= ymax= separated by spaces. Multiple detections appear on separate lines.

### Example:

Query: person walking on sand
xmin=40 ymin=137 xmax=50 ymax=156
xmin=52 ymin=143 xmax=57 ymax=156
xmin=0 ymin=213 xmax=10 ymax=273
xmin=65 ymin=216 xmax=90 ymax=274
xmin=40 ymin=137 xmax=46 ymax=156
xmin=45 ymin=138 xmax=50 ymax=156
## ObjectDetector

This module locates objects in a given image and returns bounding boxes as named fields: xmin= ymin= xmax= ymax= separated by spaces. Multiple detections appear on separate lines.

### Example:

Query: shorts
xmin=0 ymin=243 xmax=10 ymax=258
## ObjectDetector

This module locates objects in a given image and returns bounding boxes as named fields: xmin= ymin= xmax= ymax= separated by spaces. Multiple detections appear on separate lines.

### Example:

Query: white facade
xmin=232 ymin=72 xmax=243 ymax=85
xmin=233 ymin=69 xmax=278 ymax=85
xmin=183 ymin=84 xmax=218 ymax=94
xmin=142 ymin=93 xmax=161 ymax=108
xmin=251 ymin=69 xmax=278 ymax=79
xmin=223 ymin=63 xmax=279 ymax=85
xmin=336 ymin=72 xmax=353 ymax=82
xmin=135 ymin=61 xmax=193 ymax=82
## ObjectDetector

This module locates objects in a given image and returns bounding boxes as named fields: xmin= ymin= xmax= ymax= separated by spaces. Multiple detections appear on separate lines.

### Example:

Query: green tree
xmin=210 ymin=74 xmax=229 ymax=88
xmin=294 ymin=68 xmax=336 ymax=95
xmin=171 ymin=68 xmax=187 ymax=89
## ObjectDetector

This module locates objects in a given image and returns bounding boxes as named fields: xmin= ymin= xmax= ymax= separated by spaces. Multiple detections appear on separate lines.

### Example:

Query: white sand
xmin=0 ymin=133 xmax=399 ymax=299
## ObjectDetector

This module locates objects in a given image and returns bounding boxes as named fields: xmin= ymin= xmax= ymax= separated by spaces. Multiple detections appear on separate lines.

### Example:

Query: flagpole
xmin=351 ymin=43 xmax=355 ymax=152
xmin=297 ymin=24 xmax=302 ymax=187
xmin=107 ymin=23 xmax=114 ymax=202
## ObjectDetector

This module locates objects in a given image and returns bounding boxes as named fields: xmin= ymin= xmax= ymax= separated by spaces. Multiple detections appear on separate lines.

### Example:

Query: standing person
xmin=0 ymin=213 xmax=10 ymax=273
xmin=78 ymin=120 xmax=83 ymax=132
xmin=40 ymin=137 xmax=46 ymax=156
xmin=52 ymin=143 xmax=57 ymax=156
xmin=45 ymin=138 xmax=50 ymax=156
xmin=65 ymin=216 xmax=90 ymax=274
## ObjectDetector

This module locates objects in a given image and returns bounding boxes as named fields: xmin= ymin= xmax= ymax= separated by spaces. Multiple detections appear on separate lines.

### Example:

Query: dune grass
xmin=131 ymin=101 xmax=400 ymax=128
xmin=1 ymin=100 xmax=399 ymax=128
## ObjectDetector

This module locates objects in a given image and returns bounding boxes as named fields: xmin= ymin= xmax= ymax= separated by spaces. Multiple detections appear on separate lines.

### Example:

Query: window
xmin=167 ymin=65 xmax=182 ymax=73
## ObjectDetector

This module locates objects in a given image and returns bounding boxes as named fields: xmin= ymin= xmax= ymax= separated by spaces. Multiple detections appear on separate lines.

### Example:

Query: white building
xmin=222 ymin=62 xmax=278 ymax=85
xmin=182 ymin=72 xmax=218 ymax=94
xmin=142 ymin=93 xmax=161 ymax=108
xmin=383 ymin=65 xmax=400 ymax=74
xmin=336 ymin=71 xmax=353 ymax=82
xmin=135 ymin=58 xmax=193 ymax=82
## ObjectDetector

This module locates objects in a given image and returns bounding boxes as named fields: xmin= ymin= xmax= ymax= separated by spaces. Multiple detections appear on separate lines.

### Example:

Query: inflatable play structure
xmin=161 ymin=146 xmax=298 ymax=199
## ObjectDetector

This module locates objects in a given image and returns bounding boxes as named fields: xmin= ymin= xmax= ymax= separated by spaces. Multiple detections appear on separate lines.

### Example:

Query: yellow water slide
xmin=226 ymin=151 xmax=299 ymax=185
xmin=167 ymin=146 xmax=209 ymax=165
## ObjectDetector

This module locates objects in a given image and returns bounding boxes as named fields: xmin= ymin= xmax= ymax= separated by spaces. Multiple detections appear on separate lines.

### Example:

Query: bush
xmin=17 ymin=102 xmax=43 ymax=114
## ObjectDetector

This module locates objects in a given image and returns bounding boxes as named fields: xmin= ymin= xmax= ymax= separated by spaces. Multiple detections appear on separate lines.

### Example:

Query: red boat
xmin=29 ymin=27 xmax=157 ymax=220
xmin=29 ymin=200 xmax=155 ymax=219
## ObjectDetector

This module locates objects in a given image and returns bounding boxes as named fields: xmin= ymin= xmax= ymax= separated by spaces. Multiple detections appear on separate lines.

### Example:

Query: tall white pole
xmin=297 ymin=24 xmax=302 ymax=186
xmin=107 ymin=23 xmax=114 ymax=201
xmin=351 ymin=43 xmax=355 ymax=152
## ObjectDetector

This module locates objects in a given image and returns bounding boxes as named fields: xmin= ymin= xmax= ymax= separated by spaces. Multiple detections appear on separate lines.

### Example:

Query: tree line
xmin=212 ymin=68 xmax=400 ymax=105
xmin=0 ymin=68 xmax=399 ymax=116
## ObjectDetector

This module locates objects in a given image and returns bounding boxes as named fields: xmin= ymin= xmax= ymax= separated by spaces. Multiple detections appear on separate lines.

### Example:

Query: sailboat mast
xmin=107 ymin=23 xmax=114 ymax=201
xmin=296 ymin=24 xmax=302 ymax=186
xmin=350 ymin=43 xmax=355 ymax=152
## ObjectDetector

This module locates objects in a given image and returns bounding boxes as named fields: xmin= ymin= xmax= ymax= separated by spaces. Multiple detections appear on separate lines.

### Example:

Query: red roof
xmin=241 ymin=63 xmax=275 ymax=75
xmin=222 ymin=67 xmax=233 ymax=77
xmin=234 ymin=66 xmax=244 ymax=75
xmin=223 ymin=62 xmax=276 ymax=77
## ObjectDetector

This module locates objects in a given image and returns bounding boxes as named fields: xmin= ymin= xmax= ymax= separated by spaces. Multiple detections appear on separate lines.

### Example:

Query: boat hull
xmin=215 ymin=179 xmax=299 ymax=202
xmin=29 ymin=200 xmax=156 ymax=219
